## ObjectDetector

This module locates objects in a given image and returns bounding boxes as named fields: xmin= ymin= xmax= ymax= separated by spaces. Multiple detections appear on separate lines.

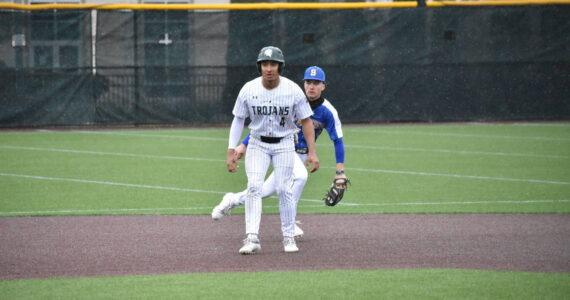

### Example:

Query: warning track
xmin=1 ymin=214 xmax=569 ymax=279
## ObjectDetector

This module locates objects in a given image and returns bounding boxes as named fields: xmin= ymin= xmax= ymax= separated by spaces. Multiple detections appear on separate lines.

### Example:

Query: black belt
xmin=295 ymin=148 xmax=308 ymax=154
xmin=260 ymin=136 xmax=283 ymax=144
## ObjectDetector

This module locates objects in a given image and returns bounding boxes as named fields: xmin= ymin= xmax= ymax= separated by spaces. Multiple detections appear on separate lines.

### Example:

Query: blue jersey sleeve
xmin=334 ymin=138 xmax=345 ymax=164
xmin=242 ymin=133 xmax=251 ymax=146
xmin=322 ymin=101 xmax=344 ymax=164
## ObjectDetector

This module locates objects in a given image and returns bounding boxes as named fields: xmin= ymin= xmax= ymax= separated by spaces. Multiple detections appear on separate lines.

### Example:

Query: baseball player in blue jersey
xmin=226 ymin=46 xmax=320 ymax=255
xmin=214 ymin=66 xmax=346 ymax=243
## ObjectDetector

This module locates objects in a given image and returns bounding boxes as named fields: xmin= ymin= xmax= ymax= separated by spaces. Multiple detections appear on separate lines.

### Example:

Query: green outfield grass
xmin=1 ymin=269 xmax=569 ymax=300
xmin=1 ymin=122 xmax=569 ymax=216
xmin=1 ymin=122 xmax=569 ymax=299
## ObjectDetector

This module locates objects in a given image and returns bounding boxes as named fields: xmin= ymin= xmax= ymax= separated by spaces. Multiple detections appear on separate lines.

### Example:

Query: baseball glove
xmin=324 ymin=178 xmax=350 ymax=206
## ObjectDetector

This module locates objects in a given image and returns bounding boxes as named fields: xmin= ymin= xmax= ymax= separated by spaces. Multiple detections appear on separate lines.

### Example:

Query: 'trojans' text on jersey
xmin=251 ymin=106 xmax=290 ymax=116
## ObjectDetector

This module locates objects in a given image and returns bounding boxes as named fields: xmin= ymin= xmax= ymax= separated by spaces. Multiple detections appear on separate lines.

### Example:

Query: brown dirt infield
xmin=1 ymin=214 xmax=569 ymax=280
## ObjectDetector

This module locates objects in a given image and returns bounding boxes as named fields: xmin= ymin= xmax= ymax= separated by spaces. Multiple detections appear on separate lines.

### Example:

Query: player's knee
xmin=247 ymin=181 xmax=263 ymax=197
xmin=275 ymin=184 xmax=293 ymax=199
xmin=293 ymin=168 xmax=308 ymax=186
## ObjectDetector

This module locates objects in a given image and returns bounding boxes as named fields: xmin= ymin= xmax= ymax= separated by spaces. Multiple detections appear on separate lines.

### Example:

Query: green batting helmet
xmin=256 ymin=46 xmax=285 ymax=73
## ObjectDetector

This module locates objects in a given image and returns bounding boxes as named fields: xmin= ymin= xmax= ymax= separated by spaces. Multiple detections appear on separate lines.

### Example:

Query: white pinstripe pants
xmin=245 ymin=136 xmax=296 ymax=238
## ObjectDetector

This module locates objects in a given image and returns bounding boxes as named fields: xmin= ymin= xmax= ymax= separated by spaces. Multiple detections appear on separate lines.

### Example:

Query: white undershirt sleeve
xmin=228 ymin=116 xmax=245 ymax=149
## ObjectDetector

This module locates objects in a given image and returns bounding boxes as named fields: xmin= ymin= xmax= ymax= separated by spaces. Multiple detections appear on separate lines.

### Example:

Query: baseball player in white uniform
xmin=226 ymin=46 xmax=319 ymax=254
xmin=214 ymin=66 xmax=346 ymax=239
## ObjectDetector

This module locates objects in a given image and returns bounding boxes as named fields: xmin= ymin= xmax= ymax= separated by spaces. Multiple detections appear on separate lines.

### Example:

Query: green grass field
xmin=1 ymin=122 xmax=569 ymax=299
xmin=2 ymin=269 xmax=569 ymax=300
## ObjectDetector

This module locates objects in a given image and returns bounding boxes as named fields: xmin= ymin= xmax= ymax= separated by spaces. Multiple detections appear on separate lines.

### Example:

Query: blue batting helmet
xmin=303 ymin=66 xmax=325 ymax=82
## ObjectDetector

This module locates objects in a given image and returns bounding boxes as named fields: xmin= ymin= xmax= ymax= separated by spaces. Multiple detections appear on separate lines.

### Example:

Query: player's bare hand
xmin=235 ymin=144 xmax=247 ymax=160
xmin=305 ymin=153 xmax=320 ymax=173
xmin=334 ymin=173 xmax=347 ymax=188
xmin=226 ymin=149 xmax=239 ymax=172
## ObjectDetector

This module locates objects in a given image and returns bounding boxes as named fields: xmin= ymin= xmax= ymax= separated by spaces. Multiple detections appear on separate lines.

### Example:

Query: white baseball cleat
xmin=239 ymin=237 xmax=261 ymax=255
xmin=283 ymin=237 xmax=299 ymax=253
xmin=211 ymin=193 xmax=235 ymax=220
xmin=294 ymin=222 xmax=304 ymax=238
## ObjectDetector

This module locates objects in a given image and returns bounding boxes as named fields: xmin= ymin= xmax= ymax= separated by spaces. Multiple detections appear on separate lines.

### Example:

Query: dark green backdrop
xmin=1 ymin=6 xmax=569 ymax=127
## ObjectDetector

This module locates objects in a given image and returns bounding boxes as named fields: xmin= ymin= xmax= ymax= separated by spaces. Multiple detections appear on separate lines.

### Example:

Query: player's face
xmin=260 ymin=61 xmax=280 ymax=82
xmin=304 ymin=80 xmax=325 ymax=100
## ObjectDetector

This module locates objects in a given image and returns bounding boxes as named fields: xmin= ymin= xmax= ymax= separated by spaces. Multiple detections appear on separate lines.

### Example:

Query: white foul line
xmin=0 ymin=172 xmax=330 ymax=204
xmin=320 ymin=166 xmax=570 ymax=185
xmin=71 ymin=130 xmax=570 ymax=155
xmin=1 ymin=145 xmax=568 ymax=185
xmin=349 ymin=128 xmax=570 ymax=142
xmin=513 ymin=123 xmax=570 ymax=128
xmin=1 ymin=172 xmax=568 ymax=215
xmin=0 ymin=173 xmax=226 ymax=195
xmin=0 ymin=145 xmax=224 ymax=163
xmin=25 ymin=129 xmax=570 ymax=158
xmin=338 ymin=199 xmax=570 ymax=207
xmin=345 ymin=144 xmax=568 ymax=159
xmin=2 ymin=172 xmax=569 ymax=207
xmin=1 ymin=200 xmax=568 ymax=215
xmin=72 ymin=130 xmax=227 ymax=141
xmin=5 ymin=131 xmax=569 ymax=161
xmin=1 ymin=206 xmax=215 ymax=215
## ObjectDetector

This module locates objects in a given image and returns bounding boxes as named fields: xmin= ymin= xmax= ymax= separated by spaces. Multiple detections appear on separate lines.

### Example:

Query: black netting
xmin=1 ymin=6 xmax=569 ymax=127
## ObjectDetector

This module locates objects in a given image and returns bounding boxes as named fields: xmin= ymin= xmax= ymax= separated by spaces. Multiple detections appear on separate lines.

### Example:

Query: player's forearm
xmin=301 ymin=118 xmax=316 ymax=155
xmin=336 ymin=163 xmax=345 ymax=172
xmin=228 ymin=116 xmax=245 ymax=149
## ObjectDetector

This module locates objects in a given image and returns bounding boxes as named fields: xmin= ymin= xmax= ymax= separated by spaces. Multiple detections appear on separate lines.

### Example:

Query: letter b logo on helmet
xmin=303 ymin=66 xmax=325 ymax=82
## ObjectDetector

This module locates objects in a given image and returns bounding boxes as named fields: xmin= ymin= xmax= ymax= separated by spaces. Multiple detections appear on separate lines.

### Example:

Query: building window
xmin=29 ymin=9 xmax=82 ymax=70
xmin=141 ymin=10 xmax=191 ymax=98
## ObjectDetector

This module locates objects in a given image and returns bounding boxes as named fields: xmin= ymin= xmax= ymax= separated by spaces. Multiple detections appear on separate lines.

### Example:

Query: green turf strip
xmin=1 ymin=269 xmax=569 ymax=300
xmin=1 ymin=123 xmax=569 ymax=215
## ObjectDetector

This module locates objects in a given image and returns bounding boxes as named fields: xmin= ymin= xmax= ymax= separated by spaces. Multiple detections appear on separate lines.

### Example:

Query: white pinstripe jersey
xmin=232 ymin=76 xmax=312 ymax=138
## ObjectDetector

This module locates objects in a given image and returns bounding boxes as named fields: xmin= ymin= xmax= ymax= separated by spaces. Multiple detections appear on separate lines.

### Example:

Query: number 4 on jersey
xmin=280 ymin=117 xmax=285 ymax=127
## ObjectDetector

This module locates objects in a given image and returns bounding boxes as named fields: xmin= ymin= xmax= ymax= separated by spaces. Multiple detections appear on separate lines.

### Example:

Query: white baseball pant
xmin=245 ymin=135 xmax=297 ymax=238
xmin=233 ymin=152 xmax=308 ymax=236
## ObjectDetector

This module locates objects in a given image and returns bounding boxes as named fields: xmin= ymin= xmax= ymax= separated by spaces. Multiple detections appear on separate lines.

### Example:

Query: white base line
xmin=349 ymin=128 xmax=570 ymax=142
xmin=345 ymin=144 xmax=568 ymax=159
xmin=1 ymin=172 xmax=569 ymax=215
xmin=337 ymin=199 xmax=570 ymax=207
xmin=3 ymin=145 xmax=565 ymax=163
xmin=1 ymin=146 xmax=568 ymax=185
xmin=72 ymin=131 xmax=227 ymax=141
xmin=0 ymin=173 xmax=227 ymax=195
xmin=52 ymin=129 xmax=570 ymax=158
xmin=0 ymin=172 xmax=329 ymax=203
xmin=0 ymin=145 xmax=224 ymax=163
xmin=2 ymin=200 xmax=568 ymax=215
xmin=72 ymin=127 xmax=570 ymax=142
xmin=71 ymin=131 xmax=569 ymax=158
xmin=325 ymin=167 xmax=570 ymax=185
